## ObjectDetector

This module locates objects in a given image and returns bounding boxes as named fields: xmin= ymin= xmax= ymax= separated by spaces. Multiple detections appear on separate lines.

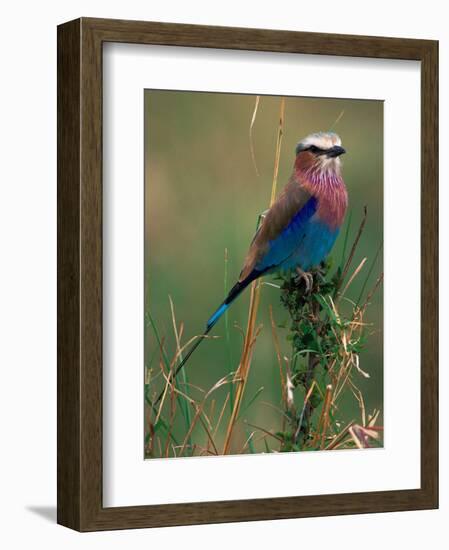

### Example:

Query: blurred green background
xmin=144 ymin=90 xmax=383 ymax=455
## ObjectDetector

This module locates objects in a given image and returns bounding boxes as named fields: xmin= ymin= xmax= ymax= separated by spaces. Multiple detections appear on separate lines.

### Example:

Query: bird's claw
xmin=295 ymin=268 xmax=313 ymax=294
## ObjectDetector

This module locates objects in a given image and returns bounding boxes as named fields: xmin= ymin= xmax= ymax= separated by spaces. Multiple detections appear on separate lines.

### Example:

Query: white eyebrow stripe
xmin=296 ymin=132 xmax=342 ymax=153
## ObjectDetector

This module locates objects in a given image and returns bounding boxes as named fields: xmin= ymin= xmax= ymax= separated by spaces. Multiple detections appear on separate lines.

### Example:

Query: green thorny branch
xmin=276 ymin=207 xmax=383 ymax=451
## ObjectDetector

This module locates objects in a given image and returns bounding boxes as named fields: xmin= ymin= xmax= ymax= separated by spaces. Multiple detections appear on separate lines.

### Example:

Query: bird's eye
xmin=308 ymin=145 xmax=320 ymax=153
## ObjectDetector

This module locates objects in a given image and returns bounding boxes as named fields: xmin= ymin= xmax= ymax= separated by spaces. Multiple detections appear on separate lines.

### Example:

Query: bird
xmin=154 ymin=131 xmax=348 ymax=405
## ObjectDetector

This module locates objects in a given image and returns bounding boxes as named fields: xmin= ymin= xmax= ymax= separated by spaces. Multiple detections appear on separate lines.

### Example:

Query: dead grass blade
xmin=340 ymin=257 xmax=367 ymax=298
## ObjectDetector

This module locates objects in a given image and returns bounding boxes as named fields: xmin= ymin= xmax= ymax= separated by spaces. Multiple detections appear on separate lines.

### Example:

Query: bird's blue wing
xmin=254 ymin=196 xmax=318 ymax=273
xmin=239 ymin=179 xmax=313 ymax=281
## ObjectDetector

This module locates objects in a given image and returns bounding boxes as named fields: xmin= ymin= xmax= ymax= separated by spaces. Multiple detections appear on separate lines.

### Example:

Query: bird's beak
xmin=327 ymin=145 xmax=346 ymax=158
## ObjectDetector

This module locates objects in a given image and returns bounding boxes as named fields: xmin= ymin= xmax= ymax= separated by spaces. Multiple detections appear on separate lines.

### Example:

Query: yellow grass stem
xmin=222 ymin=97 xmax=286 ymax=454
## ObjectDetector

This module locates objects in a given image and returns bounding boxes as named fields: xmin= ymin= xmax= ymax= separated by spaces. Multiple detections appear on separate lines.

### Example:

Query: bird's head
xmin=295 ymin=132 xmax=346 ymax=176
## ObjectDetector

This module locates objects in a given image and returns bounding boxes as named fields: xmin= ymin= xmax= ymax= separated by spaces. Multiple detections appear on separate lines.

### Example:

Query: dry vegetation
xmin=144 ymin=97 xmax=383 ymax=459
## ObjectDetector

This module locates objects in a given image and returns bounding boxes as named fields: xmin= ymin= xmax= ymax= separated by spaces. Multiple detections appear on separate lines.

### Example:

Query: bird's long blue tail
xmin=152 ymin=273 xmax=260 ymax=406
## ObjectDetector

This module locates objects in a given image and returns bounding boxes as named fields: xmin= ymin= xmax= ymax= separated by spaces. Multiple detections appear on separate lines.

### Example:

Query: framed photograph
xmin=57 ymin=17 xmax=438 ymax=531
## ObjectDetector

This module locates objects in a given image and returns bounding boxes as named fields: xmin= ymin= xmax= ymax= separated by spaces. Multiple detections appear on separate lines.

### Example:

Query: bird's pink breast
xmin=294 ymin=155 xmax=348 ymax=230
xmin=315 ymin=193 xmax=347 ymax=230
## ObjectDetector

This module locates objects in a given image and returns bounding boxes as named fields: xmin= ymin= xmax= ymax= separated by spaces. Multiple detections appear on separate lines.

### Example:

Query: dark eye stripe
xmin=295 ymin=142 xmax=328 ymax=155
xmin=307 ymin=145 xmax=325 ymax=154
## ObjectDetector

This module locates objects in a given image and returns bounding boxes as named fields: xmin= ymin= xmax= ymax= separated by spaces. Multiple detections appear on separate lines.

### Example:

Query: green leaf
xmin=263 ymin=439 xmax=271 ymax=453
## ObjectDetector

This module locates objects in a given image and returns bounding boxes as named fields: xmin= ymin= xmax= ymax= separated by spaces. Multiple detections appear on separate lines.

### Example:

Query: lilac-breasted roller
xmin=156 ymin=131 xmax=347 ymax=401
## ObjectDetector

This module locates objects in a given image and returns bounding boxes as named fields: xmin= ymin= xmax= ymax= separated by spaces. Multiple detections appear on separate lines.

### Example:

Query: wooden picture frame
xmin=57 ymin=17 xmax=438 ymax=531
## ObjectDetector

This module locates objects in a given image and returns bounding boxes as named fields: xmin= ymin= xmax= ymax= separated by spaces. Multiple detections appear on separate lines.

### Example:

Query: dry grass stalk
xmin=359 ymin=273 xmax=384 ymax=313
xmin=325 ymin=420 xmax=355 ymax=450
xmin=327 ymin=259 xmax=382 ymax=410
xmin=302 ymin=249 xmax=382 ymax=451
xmin=340 ymin=257 xmax=367 ymax=298
xmin=169 ymin=295 xmax=192 ymax=432
xmin=330 ymin=109 xmax=345 ymax=130
xmin=249 ymin=95 xmax=260 ymax=176
xmin=319 ymin=385 xmax=333 ymax=449
xmin=309 ymin=384 xmax=333 ymax=448
xmin=336 ymin=206 xmax=368 ymax=296
xmin=244 ymin=421 xmax=284 ymax=444
xmin=349 ymin=424 xmax=380 ymax=449
xmin=157 ymin=364 xmax=231 ymax=456
xmin=222 ymin=97 xmax=286 ymax=454
xmin=209 ymin=399 xmax=216 ymax=427
xmin=239 ymin=431 xmax=256 ymax=454
xmin=269 ymin=304 xmax=287 ymax=407
xmin=154 ymin=333 xmax=208 ymax=423
xmin=221 ymin=285 xmax=261 ymax=453
xmin=367 ymin=408 xmax=380 ymax=427
xmin=213 ymin=393 xmax=230 ymax=439
xmin=147 ymin=107 xmax=383 ymax=458
xmin=349 ymin=379 xmax=366 ymax=426
xmin=270 ymin=98 xmax=286 ymax=205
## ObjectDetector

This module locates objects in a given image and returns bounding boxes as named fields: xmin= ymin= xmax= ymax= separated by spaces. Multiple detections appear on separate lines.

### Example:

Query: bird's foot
xmin=295 ymin=267 xmax=313 ymax=293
